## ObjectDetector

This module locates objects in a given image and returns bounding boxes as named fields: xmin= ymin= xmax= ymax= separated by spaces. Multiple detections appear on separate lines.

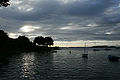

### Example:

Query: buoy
xmin=69 ymin=51 xmax=71 ymax=53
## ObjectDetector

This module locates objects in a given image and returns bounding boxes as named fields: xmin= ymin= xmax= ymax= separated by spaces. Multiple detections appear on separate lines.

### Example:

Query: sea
xmin=0 ymin=47 xmax=120 ymax=80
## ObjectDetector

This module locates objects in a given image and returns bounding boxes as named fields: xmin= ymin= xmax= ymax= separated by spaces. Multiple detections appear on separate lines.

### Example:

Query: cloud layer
xmin=0 ymin=0 xmax=120 ymax=42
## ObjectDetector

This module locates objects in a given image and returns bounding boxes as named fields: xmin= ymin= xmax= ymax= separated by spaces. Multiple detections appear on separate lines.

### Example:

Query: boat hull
xmin=108 ymin=55 xmax=119 ymax=62
xmin=82 ymin=54 xmax=88 ymax=58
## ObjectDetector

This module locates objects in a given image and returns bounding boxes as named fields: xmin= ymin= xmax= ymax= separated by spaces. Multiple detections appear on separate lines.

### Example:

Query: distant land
xmin=60 ymin=45 xmax=120 ymax=48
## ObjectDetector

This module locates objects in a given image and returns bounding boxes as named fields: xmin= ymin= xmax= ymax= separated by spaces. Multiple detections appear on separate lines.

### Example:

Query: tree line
xmin=0 ymin=30 xmax=54 ymax=52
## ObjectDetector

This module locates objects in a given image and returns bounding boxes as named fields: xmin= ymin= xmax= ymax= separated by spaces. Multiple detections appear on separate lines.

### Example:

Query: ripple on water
xmin=0 ymin=48 xmax=120 ymax=80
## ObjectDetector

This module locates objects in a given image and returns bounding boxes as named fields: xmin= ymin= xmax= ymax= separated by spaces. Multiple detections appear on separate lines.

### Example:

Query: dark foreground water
xmin=0 ymin=48 xmax=120 ymax=80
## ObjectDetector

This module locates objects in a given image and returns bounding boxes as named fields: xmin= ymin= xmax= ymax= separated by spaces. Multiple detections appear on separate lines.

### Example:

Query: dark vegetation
xmin=0 ymin=0 xmax=10 ymax=7
xmin=0 ymin=30 xmax=58 ymax=54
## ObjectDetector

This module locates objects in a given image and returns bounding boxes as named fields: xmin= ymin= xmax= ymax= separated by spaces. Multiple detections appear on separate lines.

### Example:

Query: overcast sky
xmin=0 ymin=0 xmax=120 ymax=46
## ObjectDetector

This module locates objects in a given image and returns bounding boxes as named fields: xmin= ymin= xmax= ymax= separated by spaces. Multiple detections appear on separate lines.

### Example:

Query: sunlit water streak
xmin=0 ymin=48 xmax=120 ymax=80
xmin=21 ymin=53 xmax=35 ymax=79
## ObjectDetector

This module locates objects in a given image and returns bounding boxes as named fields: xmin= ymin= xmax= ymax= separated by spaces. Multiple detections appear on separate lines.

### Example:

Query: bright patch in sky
xmin=20 ymin=25 xmax=40 ymax=32
xmin=10 ymin=0 xmax=23 ymax=5
xmin=18 ymin=6 xmax=33 ymax=12
xmin=105 ymin=32 xmax=112 ymax=35
xmin=87 ymin=24 xmax=98 ymax=27
xmin=54 ymin=40 xmax=120 ymax=47
xmin=60 ymin=26 xmax=73 ymax=30
xmin=62 ymin=0 xmax=69 ymax=4
xmin=8 ymin=33 xmax=21 ymax=38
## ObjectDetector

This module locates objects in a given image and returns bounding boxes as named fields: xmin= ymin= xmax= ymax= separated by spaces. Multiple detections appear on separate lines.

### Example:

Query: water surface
xmin=0 ymin=48 xmax=120 ymax=80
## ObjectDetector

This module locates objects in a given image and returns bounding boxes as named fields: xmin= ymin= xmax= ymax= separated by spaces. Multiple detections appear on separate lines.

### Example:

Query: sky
xmin=0 ymin=0 xmax=120 ymax=47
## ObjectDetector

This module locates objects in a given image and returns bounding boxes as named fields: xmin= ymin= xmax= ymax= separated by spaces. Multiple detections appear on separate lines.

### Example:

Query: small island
xmin=0 ymin=30 xmax=59 ymax=54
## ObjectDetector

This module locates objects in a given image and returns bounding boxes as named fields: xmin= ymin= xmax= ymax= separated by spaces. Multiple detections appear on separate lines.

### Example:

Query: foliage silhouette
xmin=33 ymin=36 xmax=54 ymax=47
xmin=0 ymin=0 xmax=10 ymax=7
xmin=0 ymin=30 xmax=55 ymax=53
xmin=34 ymin=36 xmax=45 ymax=46
xmin=17 ymin=36 xmax=30 ymax=46
xmin=45 ymin=37 xmax=54 ymax=46
xmin=0 ymin=30 xmax=9 ymax=49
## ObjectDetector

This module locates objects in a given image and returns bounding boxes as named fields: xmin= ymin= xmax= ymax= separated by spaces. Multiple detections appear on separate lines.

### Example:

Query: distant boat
xmin=54 ymin=50 xmax=57 ymax=53
xmin=105 ymin=48 xmax=112 ymax=50
xmin=51 ymin=49 xmax=57 ymax=53
xmin=82 ymin=42 xmax=88 ymax=58
xmin=69 ymin=51 xmax=72 ymax=53
xmin=108 ymin=55 xmax=119 ymax=62
xmin=93 ymin=49 xmax=100 ymax=51
xmin=82 ymin=54 xmax=88 ymax=58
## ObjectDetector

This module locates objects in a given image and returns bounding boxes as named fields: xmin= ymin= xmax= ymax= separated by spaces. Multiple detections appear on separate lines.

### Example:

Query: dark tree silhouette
xmin=17 ymin=36 xmax=30 ymax=49
xmin=0 ymin=30 xmax=9 ymax=49
xmin=45 ymin=37 xmax=54 ymax=46
xmin=33 ymin=36 xmax=45 ymax=46
xmin=0 ymin=30 xmax=9 ymax=39
xmin=17 ymin=36 xmax=30 ymax=45
xmin=0 ymin=0 xmax=10 ymax=7
xmin=0 ymin=30 xmax=56 ymax=53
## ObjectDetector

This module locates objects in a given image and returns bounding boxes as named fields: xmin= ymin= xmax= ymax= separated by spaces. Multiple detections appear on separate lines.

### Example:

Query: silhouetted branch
xmin=0 ymin=0 xmax=10 ymax=7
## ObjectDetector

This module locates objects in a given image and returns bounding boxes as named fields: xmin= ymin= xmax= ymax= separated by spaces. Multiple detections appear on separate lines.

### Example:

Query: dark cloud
xmin=0 ymin=0 xmax=120 ymax=43
xmin=63 ymin=0 xmax=117 ymax=16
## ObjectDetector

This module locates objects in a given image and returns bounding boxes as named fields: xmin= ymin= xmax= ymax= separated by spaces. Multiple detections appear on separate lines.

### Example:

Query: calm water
xmin=0 ymin=48 xmax=120 ymax=80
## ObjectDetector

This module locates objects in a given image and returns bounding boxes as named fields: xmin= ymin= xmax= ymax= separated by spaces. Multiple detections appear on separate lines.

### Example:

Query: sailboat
xmin=82 ymin=42 xmax=88 ymax=58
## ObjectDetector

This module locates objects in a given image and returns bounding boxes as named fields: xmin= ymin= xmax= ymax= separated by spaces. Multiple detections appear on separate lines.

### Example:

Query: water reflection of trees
xmin=0 ymin=55 xmax=9 ymax=78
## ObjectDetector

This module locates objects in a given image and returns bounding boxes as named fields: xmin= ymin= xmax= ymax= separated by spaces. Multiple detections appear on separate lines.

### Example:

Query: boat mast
xmin=82 ymin=41 xmax=88 ymax=58
xmin=84 ymin=42 xmax=87 ymax=54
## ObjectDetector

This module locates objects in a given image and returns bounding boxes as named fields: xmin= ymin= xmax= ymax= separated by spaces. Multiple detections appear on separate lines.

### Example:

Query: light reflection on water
xmin=21 ymin=52 xmax=35 ymax=79
xmin=0 ymin=48 xmax=120 ymax=80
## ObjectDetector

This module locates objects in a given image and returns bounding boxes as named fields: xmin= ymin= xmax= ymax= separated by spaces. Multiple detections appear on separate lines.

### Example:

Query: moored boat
xmin=108 ymin=55 xmax=119 ymax=62
xmin=82 ymin=42 xmax=88 ymax=58
xmin=105 ymin=48 xmax=112 ymax=50
xmin=93 ymin=49 xmax=100 ymax=51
